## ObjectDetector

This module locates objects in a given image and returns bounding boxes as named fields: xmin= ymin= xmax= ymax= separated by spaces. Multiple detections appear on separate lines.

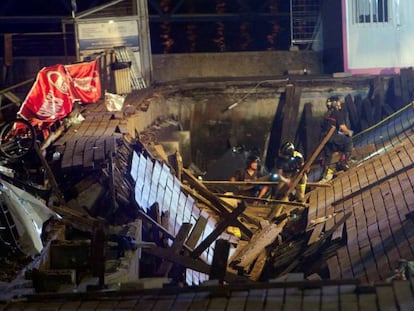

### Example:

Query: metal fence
xmin=290 ymin=0 xmax=321 ymax=48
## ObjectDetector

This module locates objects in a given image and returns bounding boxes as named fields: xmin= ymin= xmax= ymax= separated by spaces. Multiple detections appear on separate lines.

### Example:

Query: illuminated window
xmin=354 ymin=0 xmax=388 ymax=23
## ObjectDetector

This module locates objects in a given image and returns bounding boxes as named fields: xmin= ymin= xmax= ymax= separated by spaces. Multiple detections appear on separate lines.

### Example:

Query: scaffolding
xmin=290 ymin=0 xmax=321 ymax=48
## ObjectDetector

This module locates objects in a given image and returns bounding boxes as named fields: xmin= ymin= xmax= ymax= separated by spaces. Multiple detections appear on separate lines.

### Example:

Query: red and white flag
xmin=18 ymin=64 xmax=75 ymax=122
xmin=65 ymin=60 xmax=102 ymax=104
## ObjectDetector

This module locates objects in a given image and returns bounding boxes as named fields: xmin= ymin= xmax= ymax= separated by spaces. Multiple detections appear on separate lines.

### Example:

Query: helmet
xmin=270 ymin=173 xmax=280 ymax=181
xmin=279 ymin=142 xmax=295 ymax=158
xmin=326 ymin=96 xmax=341 ymax=110
xmin=246 ymin=155 xmax=260 ymax=168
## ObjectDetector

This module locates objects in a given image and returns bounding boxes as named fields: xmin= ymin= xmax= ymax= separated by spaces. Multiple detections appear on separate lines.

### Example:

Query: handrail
xmin=0 ymin=79 xmax=34 ymax=95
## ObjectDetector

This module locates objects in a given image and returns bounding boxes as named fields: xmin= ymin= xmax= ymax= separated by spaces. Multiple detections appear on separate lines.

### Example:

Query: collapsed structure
xmin=0 ymin=67 xmax=414 ymax=310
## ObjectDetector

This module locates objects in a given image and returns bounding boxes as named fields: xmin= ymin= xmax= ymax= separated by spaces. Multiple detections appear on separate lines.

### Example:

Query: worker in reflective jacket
xmin=271 ymin=142 xmax=307 ymax=202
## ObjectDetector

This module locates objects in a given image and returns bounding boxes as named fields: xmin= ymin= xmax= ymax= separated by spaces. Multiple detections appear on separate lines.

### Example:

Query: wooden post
xmin=90 ymin=222 xmax=106 ymax=289
xmin=209 ymin=239 xmax=230 ymax=284
xmin=33 ymin=142 xmax=65 ymax=205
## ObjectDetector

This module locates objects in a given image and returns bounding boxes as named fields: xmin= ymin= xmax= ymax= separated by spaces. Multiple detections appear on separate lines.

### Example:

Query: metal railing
xmin=290 ymin=0 xmax=321 ymax=48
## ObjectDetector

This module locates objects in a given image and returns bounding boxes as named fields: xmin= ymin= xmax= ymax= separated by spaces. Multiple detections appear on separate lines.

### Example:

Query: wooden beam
xmin=213 ymin=193 xmax=308 ymax=207
xmin=3 ymin=91 xmax=21 ymax=104
xmin=0 ymin=78 xmax=34 ymax=95
xmin=143 ymin=246 xmax=248 ymax=283
xmin=182 ymin=170 xmax=256 ymax=237
xmin=202 ymin=180 xmax=331 ymax=187
xmin=191 ymin=202 xmax=247 ymax=259
xmin=157 ymin=222 xmax=192 ymax=276
xmin=209 ymin=239 xmax=230 ymax=284
xmin=230 ymin=219 xmax=288 ymax=270
xmin=281 ymin=84 xmax=302 ymax=143
xmin=182 ymin=184 xmax=257 ymax=237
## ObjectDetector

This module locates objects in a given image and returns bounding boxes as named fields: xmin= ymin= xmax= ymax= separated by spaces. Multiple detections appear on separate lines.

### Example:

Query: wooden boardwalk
xmin=307 ymin=120 xmax=414 ymax=283
xmin=53 ymin=102 xmax=129 ymax=170
xmin=3 ymin=278 xmax=414 ymax=310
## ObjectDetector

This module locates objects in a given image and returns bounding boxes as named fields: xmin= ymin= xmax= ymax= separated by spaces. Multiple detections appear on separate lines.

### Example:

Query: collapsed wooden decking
xmin=31 ymin=94 xmax=414 ymax=287
xmin=1 ymin=74 xmax=414 ymax=310
xmin=307 ymin=107 xmax=414 ymax=283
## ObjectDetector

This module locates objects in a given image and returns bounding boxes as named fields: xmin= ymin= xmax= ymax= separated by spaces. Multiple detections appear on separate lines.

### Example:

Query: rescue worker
xmin=231 ymin=154 xmax=269 ymax=201
xmin=320 ymin=96 xmax=354 ymax=182
xmin=271 ymin=142 xmax=307 ymax=202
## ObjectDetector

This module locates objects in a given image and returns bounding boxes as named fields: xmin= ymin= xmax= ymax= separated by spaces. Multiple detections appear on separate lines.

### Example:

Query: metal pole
xmin=136 ymin=0 xmax=153 ymax=86
xmin=290 ymin=0 xmax=294 ymax=47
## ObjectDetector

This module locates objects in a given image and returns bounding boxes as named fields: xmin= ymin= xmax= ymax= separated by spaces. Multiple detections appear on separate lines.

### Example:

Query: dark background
xmin=0 ymin=0 xmax=293 ymax=56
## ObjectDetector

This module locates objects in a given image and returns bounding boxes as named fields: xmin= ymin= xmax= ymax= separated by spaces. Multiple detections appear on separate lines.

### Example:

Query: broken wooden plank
xmin=191 ymin=202 xmax=247 ymax=259
xmin=271 ymin=240 xmax=306 ymax=270
xmin=181 ymin=183 xmax=256 ymax=238
xmin=248 ymin=250 xmax=267 ymax=281
xmin=307 ymin=222 xmax=325 ymax=246
xmin=186 ymin=216 xmax=208 ymax=250
xmin=327 ymin=255 xmax=341 ymax=279
xmin=331 ymin=213 xmax=346 ymax=242
xmin=157 ymin=222 xmax=192 ymax=276
xmin=230 ymin=219 xmax=288 ymax=270
xmin=304 ymin=212 xmax=352 ymax=258
xmin=143 ymin=246 xmax=248 ymax=284
xmin=282 ymin=84 xmax=302 ymax=143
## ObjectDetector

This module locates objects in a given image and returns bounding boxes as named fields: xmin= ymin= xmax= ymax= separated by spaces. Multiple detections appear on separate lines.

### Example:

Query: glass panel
xmin=377 ymin=0 xmax=389 ymax=22
xmin=355 ymin=0 xmax=371 ymax=23
xmin=354 ymin=0 xmax=389 ymax=24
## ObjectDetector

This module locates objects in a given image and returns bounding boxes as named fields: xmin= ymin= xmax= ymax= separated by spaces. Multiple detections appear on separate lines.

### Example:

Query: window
xmin=354 ymin=0 xmax=388 ymax=23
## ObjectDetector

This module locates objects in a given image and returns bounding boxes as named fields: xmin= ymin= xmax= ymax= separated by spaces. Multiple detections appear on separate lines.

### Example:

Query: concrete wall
xmin=1 ymin=51 xmax=322 ymax=88
xmin=152 ymin=51 xmax=323 ymax=83
xmin=128 ymin=79 xmax=371 ymax=175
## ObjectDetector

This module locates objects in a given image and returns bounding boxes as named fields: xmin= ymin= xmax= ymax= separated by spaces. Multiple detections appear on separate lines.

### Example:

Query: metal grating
xmin=114 ymin=46 xmax=146 ymax=90
xmin=290 ymin=0 xmax=321 ymax=47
